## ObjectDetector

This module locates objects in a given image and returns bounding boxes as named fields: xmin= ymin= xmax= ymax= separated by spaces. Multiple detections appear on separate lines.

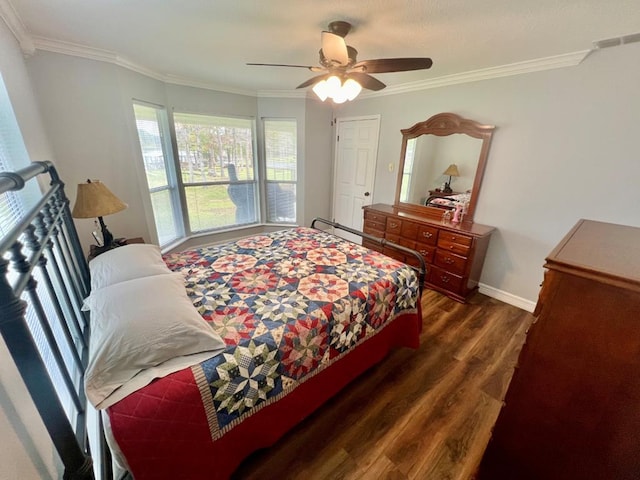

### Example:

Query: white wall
xmin=0 ymin=18 xmax=60 ymax=480
xmin=334 ymin=42 xmax=640 ymax=306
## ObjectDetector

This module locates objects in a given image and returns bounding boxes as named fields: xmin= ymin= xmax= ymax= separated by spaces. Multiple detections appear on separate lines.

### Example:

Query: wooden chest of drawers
xmin=362 ymin=204 xmax=494 ymax=302
xmin=478 ymin=219 xmax=640 ymax=479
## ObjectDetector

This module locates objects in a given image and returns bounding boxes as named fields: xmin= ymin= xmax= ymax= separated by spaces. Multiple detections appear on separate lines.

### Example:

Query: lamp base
xmin=443 ymin=183 xmax=453 ymax=194
xmin=98 ymin=216 xmax=115 ymax=248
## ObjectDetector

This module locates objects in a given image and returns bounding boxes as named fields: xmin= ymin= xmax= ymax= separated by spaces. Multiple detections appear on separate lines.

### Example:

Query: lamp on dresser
xmin=72 ymin=179 xmax=127 ymax=250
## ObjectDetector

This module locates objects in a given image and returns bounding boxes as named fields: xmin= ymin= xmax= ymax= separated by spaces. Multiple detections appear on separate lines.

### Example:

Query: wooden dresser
xmin=363 ymin=203 xmax=494 ymax=302
xmin=478 ymin=219 xmax=640 ymax=479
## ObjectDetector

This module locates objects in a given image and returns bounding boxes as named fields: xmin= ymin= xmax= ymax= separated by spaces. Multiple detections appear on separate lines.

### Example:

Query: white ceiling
xmin=5 ymin=0 xmax=640 ymax=95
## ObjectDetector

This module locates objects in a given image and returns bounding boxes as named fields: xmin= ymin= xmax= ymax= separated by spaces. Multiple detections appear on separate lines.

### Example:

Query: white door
xmin=332 ymin=116 xmax=380 ymax=243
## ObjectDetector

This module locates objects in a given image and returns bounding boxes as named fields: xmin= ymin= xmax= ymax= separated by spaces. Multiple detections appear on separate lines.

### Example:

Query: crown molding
xmin=31 ymin=35 xmax=256 ymax=96
xmin=162 ymin=73 xmax=255 ymax=97
xmin=359 ymin=50 xmax=592 ymax=99
xmin=14 ymin=27 xmax=591 ymax=100
xmin=256 ymin=89 xmax=308 ymax=99
xmin=0 ymin=0 xmax=34 ymax=55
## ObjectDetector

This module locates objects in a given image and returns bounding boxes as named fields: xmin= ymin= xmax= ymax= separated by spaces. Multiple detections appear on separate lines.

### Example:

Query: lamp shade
xmin=72 ymin=180 xmax=127 ymax=218
xmin=443 ymin=164 xmax=460 ymax=177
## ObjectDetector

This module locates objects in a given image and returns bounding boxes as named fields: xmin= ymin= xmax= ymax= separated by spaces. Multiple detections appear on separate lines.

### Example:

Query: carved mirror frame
xmin=394 ymin=112 xmax=495 ymax=223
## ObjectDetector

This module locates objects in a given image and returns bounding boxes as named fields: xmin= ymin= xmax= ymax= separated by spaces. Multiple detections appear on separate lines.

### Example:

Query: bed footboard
xmin=310 ymin=217 xmax=426 ymax=290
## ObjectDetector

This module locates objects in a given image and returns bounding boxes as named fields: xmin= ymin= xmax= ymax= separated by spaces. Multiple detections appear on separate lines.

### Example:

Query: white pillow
xmin=89 ymin=244 xmax=172 ymax=291
xmin=84 ymin=273 xmax=226 ymax=409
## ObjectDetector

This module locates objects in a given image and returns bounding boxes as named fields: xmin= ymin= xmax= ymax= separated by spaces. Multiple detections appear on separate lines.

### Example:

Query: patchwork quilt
xmin=161 ymin=227 xmax=420 ymax=440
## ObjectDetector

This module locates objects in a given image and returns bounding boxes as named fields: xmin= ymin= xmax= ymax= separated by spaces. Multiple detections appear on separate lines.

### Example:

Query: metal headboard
xmin=0 ymin=161 xmax=96 ymax=479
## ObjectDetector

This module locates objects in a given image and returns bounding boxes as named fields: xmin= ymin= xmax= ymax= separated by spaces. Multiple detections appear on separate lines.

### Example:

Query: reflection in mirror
xmin=400 ymin=135 xmax=483 ymax=205
xmin=395 ymin=113 xmax=495 ymax=222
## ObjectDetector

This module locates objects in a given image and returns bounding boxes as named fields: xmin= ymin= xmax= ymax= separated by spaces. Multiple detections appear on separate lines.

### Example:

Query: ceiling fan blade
xmin=247 ymin=62 xmax=319 ymax=71
xmin=348 ymin=72 xmax=386 ymax=91
xmin=352 ymin=58 xmax=433 ymax=73
xmin=296 ymin=74 xmax=330 ymax=89
xmin=321 ymin=31 xmax=349 ymax=66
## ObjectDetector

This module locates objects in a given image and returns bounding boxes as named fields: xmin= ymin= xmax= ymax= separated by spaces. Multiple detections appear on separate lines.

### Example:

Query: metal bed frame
xmin=0 ymin=162 xmax=425 ymax=480
xmin=0 ymin=161 xmax=97 ymax=479
xmin=311 ymin=217 xmax=427 ymax=291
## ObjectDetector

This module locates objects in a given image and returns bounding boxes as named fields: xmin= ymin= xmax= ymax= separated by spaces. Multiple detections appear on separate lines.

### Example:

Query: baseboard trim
xmin=478 ymin=283 xmax=537 ymax=313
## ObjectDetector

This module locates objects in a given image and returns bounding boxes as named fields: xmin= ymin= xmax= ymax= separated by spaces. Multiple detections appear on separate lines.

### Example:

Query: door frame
xmin=331 ymin=114 xmax=381 ymax=230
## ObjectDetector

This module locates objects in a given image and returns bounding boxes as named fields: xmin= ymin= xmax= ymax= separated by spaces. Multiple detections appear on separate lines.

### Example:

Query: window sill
xmin=161 ymin=222 xmax=298 ymax=254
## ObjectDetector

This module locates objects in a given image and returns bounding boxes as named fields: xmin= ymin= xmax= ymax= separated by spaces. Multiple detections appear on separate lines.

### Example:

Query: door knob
xmin=364 ymin=192 xmax=370 ymax=197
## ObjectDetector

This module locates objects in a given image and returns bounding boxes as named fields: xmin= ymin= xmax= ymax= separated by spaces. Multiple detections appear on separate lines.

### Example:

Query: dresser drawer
xmin=362 ymin=239 xmax=383 ymax=253
xmin=364 ymin=210 xmax=387 ymax=224
xmin=363 ymin=219 xmax=385 ymax=236
xmin=417 ymin=225 xmax=438 ymax=245
xmin=415 ymin=242 xmax=436 ymax=264
xmin=385 ymin=217 xmax=401 ymax=235
xmin=434 ymin=249 xmax=468 ymax=276
xmin=438 ymin=232 xmax=472 ymax=257
xmin=398 ymin=237 xmax=417 ymax=250
xmin=385 ymin=233 xmax=400 ymax=244
xmin=430 ymin=265 xmax=465 ymax=293
xmin=438 ymin=231 xmax=472 ymax=247
xmin=400 ymin=221 xmax=420 ymax=240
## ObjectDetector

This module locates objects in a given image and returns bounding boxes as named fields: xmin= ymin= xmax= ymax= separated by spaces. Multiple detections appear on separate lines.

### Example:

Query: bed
xmin=425 ymin=191 xmax=471 ymax=210
xmin=0 ymin=162 xmax=424 ymax=480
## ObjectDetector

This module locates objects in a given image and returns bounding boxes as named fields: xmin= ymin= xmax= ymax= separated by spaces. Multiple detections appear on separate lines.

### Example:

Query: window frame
xmin=132 ymin=103 xmax=301 ymax=244
xmin=132 ymin=100 xmax=184 ymax=246
xmin=262 ymin=117 xmax=299 ymax=225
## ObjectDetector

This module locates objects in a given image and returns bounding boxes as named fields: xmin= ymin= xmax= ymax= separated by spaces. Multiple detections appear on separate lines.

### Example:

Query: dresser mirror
xmin=395 ymin=112 xmax=495 ymax=222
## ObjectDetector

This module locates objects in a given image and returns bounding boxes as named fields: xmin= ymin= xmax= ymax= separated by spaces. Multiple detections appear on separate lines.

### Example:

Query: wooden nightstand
xmin=88 ymin=237 xmax=145 ymax=261
xmin=428 ymin=189 xmax=460 ymax=197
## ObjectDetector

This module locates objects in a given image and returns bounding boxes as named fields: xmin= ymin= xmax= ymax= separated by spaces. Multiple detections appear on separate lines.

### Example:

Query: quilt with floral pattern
xmin=161 ymin=227 xmax=420 ymax=441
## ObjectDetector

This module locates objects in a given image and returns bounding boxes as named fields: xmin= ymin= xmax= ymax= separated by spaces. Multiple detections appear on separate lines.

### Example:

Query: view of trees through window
xmin=133 ymin=104 xmax=298 ymax=244
xmin=173 ymin=113 xmax=257 ymax=231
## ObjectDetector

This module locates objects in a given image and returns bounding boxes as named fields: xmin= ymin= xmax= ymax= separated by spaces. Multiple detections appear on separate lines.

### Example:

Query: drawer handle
xmin=444 ymin=257 xmax=455 ymax=264
xmin=422 ymin=231 xmax=433 ymax=238
xmin=451 ymin=236 xmax=457 ymax=241
xmin=419 ymin=250 xmax=428 ymax=256
xmin=389 ymin=222 xmax=398 ymax=228
xmin=440 ymin=275 xmax=450 ymax=283
xmin=449 ymin=245 xmax=454 ymax=250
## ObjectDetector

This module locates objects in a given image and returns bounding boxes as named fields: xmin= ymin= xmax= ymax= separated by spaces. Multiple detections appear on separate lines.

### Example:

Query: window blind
xmin=0 ymin=73 xmax=81 ymax=425
xmin=264 ymin=119 xmax=297 ymax=223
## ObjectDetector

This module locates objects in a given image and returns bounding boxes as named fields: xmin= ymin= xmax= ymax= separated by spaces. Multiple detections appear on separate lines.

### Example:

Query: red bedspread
xmin=108 ymin=227 xmax=421 ymax=479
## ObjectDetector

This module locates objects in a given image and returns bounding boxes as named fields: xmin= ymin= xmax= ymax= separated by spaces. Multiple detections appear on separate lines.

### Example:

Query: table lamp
xmin=442 ymin=164 xmax=460 ymax=194
xmin=72 ymin=179 xmax=127 ymax=248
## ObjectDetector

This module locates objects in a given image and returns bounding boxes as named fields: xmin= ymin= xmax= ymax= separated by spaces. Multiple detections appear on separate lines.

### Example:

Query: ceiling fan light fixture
xmin=326 ymin=75 xmax=341 ymax=92
xmin=312 ymin=80 xmax=330 ymax=101
xmin=312 ymin=75 xmax=362 ymax=103
xmin=332 ymin=90 xmax=348 ymax=104
xmin=343 ymin=78 xmax=362 ymax=101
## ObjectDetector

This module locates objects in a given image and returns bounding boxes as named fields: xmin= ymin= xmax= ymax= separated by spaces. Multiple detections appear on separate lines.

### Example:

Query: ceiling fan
xmin=247 ymin=20 xmax=433 ymax=103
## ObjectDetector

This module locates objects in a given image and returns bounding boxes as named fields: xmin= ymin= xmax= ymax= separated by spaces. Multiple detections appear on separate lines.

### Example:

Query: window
xmin=0 ymin=76 xmax=40 ymax=233
xmin=399 ymin=137 xmax=417 ymax=203
xmin=174 ymin=113 xmax=257 ymax=231
xmin=0 ymin=73 xmax=80 ymax=425
xmin=132 ymin=104 xmax=298 ymax=241
xmin=132 ymin=102 xmax=183 ymax=246
xmin=264 ymin=119 xmax=297 ymax=223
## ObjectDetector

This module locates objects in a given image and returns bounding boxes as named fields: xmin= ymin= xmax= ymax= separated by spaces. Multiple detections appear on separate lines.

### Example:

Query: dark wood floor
xmin=233 ymin=289 xmax=534 ymax=480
